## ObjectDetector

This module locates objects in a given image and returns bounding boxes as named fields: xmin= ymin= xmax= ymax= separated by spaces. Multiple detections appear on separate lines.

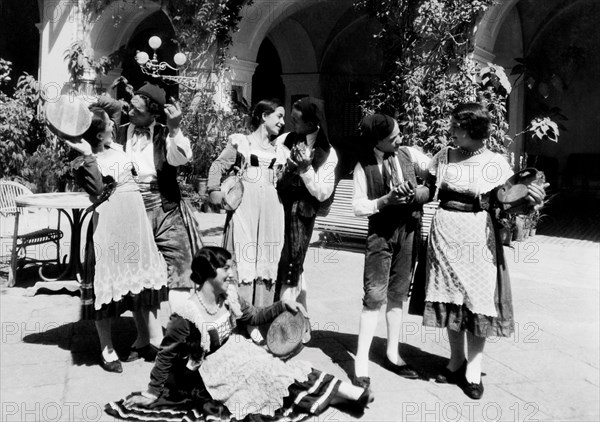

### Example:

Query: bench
xmin=314 ymin=178 xmax=439 ymax=243
xmin=315 ymin=179 xmax=369 ymax=241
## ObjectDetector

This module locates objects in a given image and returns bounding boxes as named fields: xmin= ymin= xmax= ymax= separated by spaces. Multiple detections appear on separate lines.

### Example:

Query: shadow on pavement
xmin=22 ymin=317 xmax=138 ymax=367
xmin=308 ymin=330 xmax=448 ymax=382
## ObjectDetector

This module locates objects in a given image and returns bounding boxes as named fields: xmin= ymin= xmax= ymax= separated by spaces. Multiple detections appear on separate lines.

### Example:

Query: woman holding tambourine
xmin=207 ymin=100 xmax=287 ymax=312
xmin=421 ymin=103 xmax=547 ymax=400
xmin=45 ymin=96 xmax=168 ymax=374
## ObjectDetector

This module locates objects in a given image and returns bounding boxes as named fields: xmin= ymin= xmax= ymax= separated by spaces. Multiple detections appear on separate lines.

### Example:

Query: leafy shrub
xmin=0 ymin=59 xmax=70 ymax=191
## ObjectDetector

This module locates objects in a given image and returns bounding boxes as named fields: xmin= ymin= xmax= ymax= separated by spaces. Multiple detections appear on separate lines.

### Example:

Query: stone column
xmin=226 ymin=58 xmax=259 ymax=104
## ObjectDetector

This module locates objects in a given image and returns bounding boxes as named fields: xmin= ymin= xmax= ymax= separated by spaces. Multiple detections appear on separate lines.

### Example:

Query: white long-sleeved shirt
xmin=276 ymin=130 xmax=338 ymax=202
xmin=353 ymin=146 xmax=430 ymax=217
xmin=125 ymin=122 xmax=193 ymax=183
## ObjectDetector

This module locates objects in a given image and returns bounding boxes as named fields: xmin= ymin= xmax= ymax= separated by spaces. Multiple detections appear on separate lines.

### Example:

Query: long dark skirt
xmin=105 ymin=368 xmax=341 ymax=422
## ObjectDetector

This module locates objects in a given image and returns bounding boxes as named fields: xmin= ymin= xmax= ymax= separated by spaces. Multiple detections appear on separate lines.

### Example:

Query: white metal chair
xmin=0 ymin=181 xmax=63 ymax=286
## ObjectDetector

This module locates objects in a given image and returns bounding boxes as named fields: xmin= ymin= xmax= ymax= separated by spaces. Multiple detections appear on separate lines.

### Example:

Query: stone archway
xmin=474 ymin=0 xmax=525 ymax=165
xmin=475 ymin=0 xmax=600 ymax=191
xmin=89 ymin=2 xmax=176 ymax=95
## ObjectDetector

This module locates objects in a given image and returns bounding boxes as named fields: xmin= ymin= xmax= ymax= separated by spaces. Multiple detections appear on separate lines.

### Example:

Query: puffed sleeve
xmin=72 ymin=155 xmax=106 ymax=196
xmin=147 ymin=315 xmax=191 ymax=397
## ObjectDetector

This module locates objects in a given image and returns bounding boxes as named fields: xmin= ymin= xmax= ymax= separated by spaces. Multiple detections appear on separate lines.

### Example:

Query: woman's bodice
xmin=431 ymin=147 xmax=513 ymax=196
xmin=95 ymin=147 xmax=139 ymax=192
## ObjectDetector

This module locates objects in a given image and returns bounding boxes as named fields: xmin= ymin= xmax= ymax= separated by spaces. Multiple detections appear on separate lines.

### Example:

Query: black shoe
xmin=436 ymin=360 xmax=467 ymax=384
xmin=461 ymin=379 xmax=484 ymax=400
xmin=383 ymin=358 xmax=420 ymax=379
xmin=100 ymin=356 xmax=123 ymax=373
xmin=357 ymin=387 xmax=374 ymax=410
xmin=124 ymin=344 xmax=159 ymax=362
xmin=351 ymin=376 xmax=371 ymax=389
xmin=336 ymin=386 xmax=374 ymax=418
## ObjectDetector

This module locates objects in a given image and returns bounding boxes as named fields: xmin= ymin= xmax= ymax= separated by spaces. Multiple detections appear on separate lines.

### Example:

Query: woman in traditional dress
xmin=67 ymin=104 xmax=168 ymax=373
xmin=106 ymin=246 xmax=373 ymax=421
xmin=423 ymin=103 xmax=546 ymax=399
xmin=207 ymin=100 xmax=286 ymax=308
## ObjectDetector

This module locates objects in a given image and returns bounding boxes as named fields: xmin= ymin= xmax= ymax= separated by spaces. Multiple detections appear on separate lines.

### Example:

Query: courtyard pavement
xmin=0 ymin=207 xmax=598 ymax=422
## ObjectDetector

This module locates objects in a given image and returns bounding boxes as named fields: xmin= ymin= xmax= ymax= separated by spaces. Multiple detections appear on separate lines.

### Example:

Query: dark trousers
xmin=362 ymin=218 xmax=418 ymax=310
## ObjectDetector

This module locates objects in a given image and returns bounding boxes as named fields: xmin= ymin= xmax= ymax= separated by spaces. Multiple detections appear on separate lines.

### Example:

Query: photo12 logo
xmin=401 ymin=401 xmax=540 ymax=422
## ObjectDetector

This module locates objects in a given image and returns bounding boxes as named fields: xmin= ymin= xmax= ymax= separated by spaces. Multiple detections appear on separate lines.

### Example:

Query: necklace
xmin=196 ymin=292 xmax=219 ymax=316
xmin=458 ymin=146 xmax=487 ymax=157
xmin=251 ymin=132 xmax=273 ymax=151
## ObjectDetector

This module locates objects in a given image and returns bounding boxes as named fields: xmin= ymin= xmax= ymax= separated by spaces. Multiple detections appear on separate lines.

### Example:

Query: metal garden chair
xmin=0 ymin=181 xmax=63 ymax=286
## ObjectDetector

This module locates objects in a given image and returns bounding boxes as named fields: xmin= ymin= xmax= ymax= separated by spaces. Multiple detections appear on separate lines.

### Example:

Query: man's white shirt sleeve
xmin=166 ymin=130 xmax=193 ymax=166
xmin=352 ymin=161 xmax=379 ymax=216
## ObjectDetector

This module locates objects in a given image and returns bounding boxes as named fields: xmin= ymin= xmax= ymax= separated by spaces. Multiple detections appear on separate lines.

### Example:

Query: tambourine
xmin=266 ymin=311 xmax=311 ymax=360
xmin=220 ymin=174 xmax=244 ymax=211
xmin=45 ymin=95 xmax=92 ymax=139
xmin=496 ymin=168 xmax=545 ymax=213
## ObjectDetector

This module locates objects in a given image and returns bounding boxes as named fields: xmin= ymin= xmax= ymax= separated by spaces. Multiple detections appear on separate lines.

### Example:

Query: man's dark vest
xmin=358 ymin=147 xmax=421 ymax=236
xmin=116 ymin=123 xmax=181 ymax=211
xmin=277 ymin=130 xmax=333 ymax=218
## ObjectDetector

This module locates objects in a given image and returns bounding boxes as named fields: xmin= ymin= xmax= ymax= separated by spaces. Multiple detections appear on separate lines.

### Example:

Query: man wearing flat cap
xmin=352 ymin=113 xmax=430 ymax=388
xmin=114 ymin=83 xmax=194 ymax=358
xmin=274 ymin=97 xmax=338 ymax=309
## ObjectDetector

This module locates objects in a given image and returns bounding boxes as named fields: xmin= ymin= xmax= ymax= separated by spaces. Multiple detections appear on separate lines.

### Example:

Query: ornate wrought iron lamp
xmin=135 ymin=36 xmax=205 ymax=91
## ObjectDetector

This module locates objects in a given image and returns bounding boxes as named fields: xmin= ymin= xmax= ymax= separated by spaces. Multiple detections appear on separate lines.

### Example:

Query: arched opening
xmin=251 ymin=38 xmax=284 ymax=106
xmin=521 ymin=0 xmax=600 ymax=193
xmin=118 ymin=11 xmax=179 ymax=102
xmin=0 ymin=0 xmax=40 ymax=93
xmin=319 ymin=15 xmax=382 ymax=177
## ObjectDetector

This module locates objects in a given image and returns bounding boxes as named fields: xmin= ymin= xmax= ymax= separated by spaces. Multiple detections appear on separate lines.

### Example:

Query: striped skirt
xmin=104 ymin=369 xmax=341 ymax=422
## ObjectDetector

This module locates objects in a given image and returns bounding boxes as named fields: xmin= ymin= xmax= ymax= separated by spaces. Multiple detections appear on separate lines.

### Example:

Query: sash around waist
xmin=438 ymin=189 xmax=483 ymax=212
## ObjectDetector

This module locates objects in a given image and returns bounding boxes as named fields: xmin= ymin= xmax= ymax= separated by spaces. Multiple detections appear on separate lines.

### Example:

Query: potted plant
xmin=497 ymin=212 xmax=516 ymax=246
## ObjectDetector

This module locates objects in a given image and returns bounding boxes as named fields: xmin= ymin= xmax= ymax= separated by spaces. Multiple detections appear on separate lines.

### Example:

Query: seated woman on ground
xmin=106 ymin=246 xmax=374 ymax=422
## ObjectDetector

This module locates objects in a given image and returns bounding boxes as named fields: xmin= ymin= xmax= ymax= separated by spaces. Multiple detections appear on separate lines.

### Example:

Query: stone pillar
xmin=38 ymin=0 xmax=80 ymax=98
xmin=226 ymin=58 xmax=258 ymax=103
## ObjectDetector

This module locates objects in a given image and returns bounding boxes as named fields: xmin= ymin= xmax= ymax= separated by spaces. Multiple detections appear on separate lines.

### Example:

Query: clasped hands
xmin=287 ymin=142 xmax=313 ymax=173
xmin=384 ymin=181 xmax=415 ymax=206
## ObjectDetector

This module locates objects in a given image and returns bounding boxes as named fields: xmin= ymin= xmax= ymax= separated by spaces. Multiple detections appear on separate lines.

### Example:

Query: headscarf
xmin=359 ymin=113 xmax=396 ymax=146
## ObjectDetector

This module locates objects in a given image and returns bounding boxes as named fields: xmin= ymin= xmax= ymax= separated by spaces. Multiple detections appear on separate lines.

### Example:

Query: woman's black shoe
xmin=461 ymin=379 xmax=484 ymax=400
xmin=124 ymin=344 xmax=159 ymax=362
xmin=383 ymin=358 xmax=420 ymax=379
xmin=357 ymin=387 xmax=374 ymax=409
xmin=100 ymin=356 xmax=123 ymax=373
xmin=436 ymin=360 xmax=467 ymax=384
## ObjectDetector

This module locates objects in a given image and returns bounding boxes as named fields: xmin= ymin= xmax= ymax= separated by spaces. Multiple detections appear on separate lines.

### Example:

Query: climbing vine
xmin=355 ymin=0 xmax=515 ymax=155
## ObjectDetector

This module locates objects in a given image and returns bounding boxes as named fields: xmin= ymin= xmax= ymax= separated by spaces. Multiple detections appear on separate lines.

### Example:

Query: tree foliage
xmin=355 ymin=0 xmax=513 ymax=155
xmin=0 ymin=59 xmax=71 ymax=191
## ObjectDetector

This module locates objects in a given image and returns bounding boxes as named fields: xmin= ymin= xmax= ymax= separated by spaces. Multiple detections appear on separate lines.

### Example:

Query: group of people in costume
xmin=54 ymin=81 xmax=546 ymax=421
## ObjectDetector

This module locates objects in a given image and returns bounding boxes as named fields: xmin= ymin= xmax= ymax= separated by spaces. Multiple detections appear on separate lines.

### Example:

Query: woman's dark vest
xmin=116 ymin=123 xmax=181 ymax=211
xmin=277 ymin=130 xmax=332 ymax=218
xmin=358 ymin=147 xmax=421 ymax=236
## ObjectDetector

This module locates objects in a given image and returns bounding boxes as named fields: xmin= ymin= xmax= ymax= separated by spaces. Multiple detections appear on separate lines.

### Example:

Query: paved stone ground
xmin=1 ymin=207 xmax=598 ymax=422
